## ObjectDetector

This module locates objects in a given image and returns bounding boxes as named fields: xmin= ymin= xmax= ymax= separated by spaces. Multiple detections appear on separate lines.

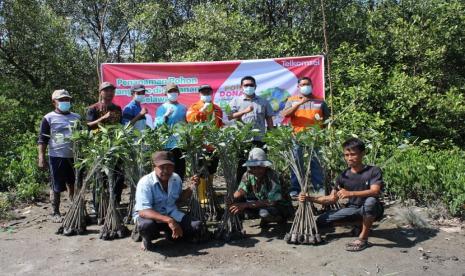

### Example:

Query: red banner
xmin=101 ymin=55 xmax=325 ymax=125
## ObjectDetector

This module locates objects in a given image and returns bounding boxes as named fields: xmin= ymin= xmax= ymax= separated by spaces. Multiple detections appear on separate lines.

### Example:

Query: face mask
xmin=243 ymin=86 xmax=255 ymax=96
xmin=300 ymin=85 xmax=313 ymax=95
xmin=134 ymin=95 xmax=144 ymax=102
xmin=58 ymin=101 xmax=71 ymax=112
xmin=200 ymin=95 xmax=212 ymax=103
xmin=167 ymin=92 xmax=179 ymax=102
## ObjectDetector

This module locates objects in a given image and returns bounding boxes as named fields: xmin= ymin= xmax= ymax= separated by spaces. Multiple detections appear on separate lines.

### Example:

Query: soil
xmin=1 ymin=191 xmax=464 ymax=276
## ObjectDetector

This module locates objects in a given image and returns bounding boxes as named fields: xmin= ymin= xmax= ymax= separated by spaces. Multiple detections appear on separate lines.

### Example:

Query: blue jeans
xmin=289 ymin=143 xmax=324 ymax=193
xmin=316 ymin=197 xmax=384 ymax=227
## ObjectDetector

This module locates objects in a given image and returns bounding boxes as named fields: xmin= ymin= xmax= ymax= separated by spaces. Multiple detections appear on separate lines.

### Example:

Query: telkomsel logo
xmin=281 ymin=60 xmax=320 ymax=67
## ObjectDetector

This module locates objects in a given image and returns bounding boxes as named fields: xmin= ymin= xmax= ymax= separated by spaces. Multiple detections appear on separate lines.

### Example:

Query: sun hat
xmin=242 ymin=148 xmax=272 ymax=167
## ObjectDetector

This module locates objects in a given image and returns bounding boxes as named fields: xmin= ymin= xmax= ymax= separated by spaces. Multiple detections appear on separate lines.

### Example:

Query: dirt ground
xmin=1 ymin=193 xmax=464 ymax=276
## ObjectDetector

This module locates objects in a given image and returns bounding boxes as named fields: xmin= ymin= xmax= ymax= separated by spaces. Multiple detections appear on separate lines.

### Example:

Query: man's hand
xmin=164 ymin=107 xmax=174 ymax=119
xmin=298 ymin=192 xmax=308 ymax=202
xmin=101 ymin=111 xmax=111 ymax=121
xmin=241 ymin=105 xmax=254 ymax=115
xmin=139 ymin=107 xmax=148 ymax=116
xmin=189 ymin=175 xmax=200 ymax=189
xmin=299 ymin=97 xmax=310 ymax=105
xmin=38 ymin=156 xmax=48 ymax=170
xmin=337 ymin=188 xmax=352 ymax=199
xmin=168 ymin=219 xmax=183 ymax=239
xmin=200 ymin=103 xmax=212 ymax=113
xmin=229 ymin=202 xmax=247 ymax=214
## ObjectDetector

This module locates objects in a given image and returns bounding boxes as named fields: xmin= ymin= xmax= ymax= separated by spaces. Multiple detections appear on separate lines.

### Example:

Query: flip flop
xmin=346 ymin=238 xmax=369 ymax=252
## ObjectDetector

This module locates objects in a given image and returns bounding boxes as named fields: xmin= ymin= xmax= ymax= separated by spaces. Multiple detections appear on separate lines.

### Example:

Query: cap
xmin=198 ymin=84 xmax=212 ymax=92
xmin=51 ymin=89 xmax=72 ymax=100
xmin=131 ymin=84 xmax=146 ymax=93
xmin=165 ymin=83 xmax=179 ymax=93
xmin=242 ymin=148 xmax=272 ymax=167
xmin=152 ymin=151 xmax=175 ymax=166
xmin=99 ymin=82 xmax=115 ymax=91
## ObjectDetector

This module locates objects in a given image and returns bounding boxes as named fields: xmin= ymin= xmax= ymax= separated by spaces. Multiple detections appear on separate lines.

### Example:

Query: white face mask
xmin=167 ymin=92 xmax=179 ymax=102
xmin=243 ymin=86 xmax=255 ymax=96
xmin=200 ymin=95 xmax=212 ymax=103
xmin=134 ymin=95 xmax=144 ymax=102
xmin=300 ymin=85 xmax=313 ymax=95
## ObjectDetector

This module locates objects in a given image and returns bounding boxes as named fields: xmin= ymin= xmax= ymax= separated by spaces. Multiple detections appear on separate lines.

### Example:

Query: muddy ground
xmin=1 ymin=192 xmax=464 ymax=276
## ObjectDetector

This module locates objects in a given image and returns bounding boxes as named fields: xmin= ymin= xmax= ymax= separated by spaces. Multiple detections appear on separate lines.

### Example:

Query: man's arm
xmin=37 ymin=117 xmax=50 ymax=169
xmin=230 ymin=106 xmax=253 ymax=120
xmin=337 ymin=183 xmax=382 ymax=199
xmin=128 ymin=108 xmax=147 ymax=126
xmin=281 ymin=98 xmax=309 ymax=117
xmin=299 ymin=189 xmax=339 ymax=205
xmin=177 ymin=175 xmax=200 ymax=203
xmin=266 ymin=116 xmax=274 ymax=130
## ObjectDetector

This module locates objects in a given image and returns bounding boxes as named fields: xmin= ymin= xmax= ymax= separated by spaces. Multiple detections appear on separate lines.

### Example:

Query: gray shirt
xmin=229 ymin=94 xmax=273 ymax=141
xmin=38 ymin=111 xmax=81 ymax=158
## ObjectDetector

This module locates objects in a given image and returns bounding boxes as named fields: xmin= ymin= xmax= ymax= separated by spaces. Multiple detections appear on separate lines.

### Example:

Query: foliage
xmin=0 ymin=132 xmax=47 ymax=201
xmin=383 ymin=146 xmax=465 ymax=216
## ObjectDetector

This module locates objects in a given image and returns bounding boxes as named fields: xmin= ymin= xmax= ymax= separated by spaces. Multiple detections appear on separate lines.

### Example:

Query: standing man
xmin=186 ymin=84 xmax=223 ymax=203
xmin=86 ymin=82 xmax=125 ymax=204
xmin=38 ymin=89 xmax=81 ymax=222
xmin=86 ymin=82 xmax=122 ymax=129
xmin=298 ymin=138 xmax=384 ymax=251
xmin=186 ymin=84 xmax=223 ymax=128
xmin=229 ymin=76 xmax=274 ymax=184
xmin=155 ymin=83 xmax=188 ymax=180
xmin=134 ymin=151 xmax=201 ymax=251
xmin=281 ymin=77 xmax=330 ymax=197
xmin=122 ymin=84 xmax=148 ymax=132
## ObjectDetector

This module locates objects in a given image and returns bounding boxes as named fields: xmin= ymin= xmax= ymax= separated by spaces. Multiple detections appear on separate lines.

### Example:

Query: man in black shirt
xmin=299 ymin=138 xmax=384 ymax=251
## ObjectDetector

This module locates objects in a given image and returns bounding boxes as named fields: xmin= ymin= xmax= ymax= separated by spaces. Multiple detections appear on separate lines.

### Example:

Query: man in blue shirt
xmin=122 ymin=84 xmax=148 ymax=132
xmin=134 ymin=151 xmax=200 ymax=251
xmin=155 ymin=83 xmax=188 ymax=180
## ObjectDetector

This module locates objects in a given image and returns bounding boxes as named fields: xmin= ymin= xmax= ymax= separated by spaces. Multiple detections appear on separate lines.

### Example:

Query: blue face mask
xmin=200 ymin=95 xmax=212 ymax=103
xmin=167 ymin=92 xmax=179 ymax=102
xmin=134 ymin=95 xmax=144 ymax=102
xmin=58 ymin=101 xmax=71 ymax=112
xmin=300 ymin=85 xmax=313 ymax=95
xmin=243 ymin=86 xmax=255 ymax=96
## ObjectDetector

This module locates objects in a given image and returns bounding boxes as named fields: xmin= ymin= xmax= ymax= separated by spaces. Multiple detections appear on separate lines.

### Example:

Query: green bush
xmin=1 ymin=132 xmax=48 ymax=201
xmin=384 ymin=146 xmax=465 ymax=216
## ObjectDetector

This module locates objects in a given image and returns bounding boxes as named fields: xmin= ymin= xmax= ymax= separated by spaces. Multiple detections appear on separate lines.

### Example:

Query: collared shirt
xmin=237 ymin=169 xmax=291 ymax=206
xmin=186 ymin=100 xmax=224 ymax=128
xmin=284 ymin=96 xmax=330 ymax=133
xmin=133 ymin=171 xmax=185 ymax=222
xmin=122 ymin=100 xmax=146 ymax=131
xmin=38 ymin=111 xmax=81 ymax=158
xmin=229 ymin=95 xmax=273 ymax=141
xmin=155 ymin=102 xmax=187 ymax=149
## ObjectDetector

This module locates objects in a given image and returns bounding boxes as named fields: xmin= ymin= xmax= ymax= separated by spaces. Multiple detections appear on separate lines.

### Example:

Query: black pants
xmin=137 ymin=215 xmax=197 ymax=241
xmin=170 ymin=148 xmax=186 ymax=181
xmin=236 ymin=140 xmax=266 ymax=185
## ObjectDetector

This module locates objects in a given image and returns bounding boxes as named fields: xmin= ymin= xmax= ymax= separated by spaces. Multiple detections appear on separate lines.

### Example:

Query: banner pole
xmin=320 ymin=0 xmax=334 ymax=118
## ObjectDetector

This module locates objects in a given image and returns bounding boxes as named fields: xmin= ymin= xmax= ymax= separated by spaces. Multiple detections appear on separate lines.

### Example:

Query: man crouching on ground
xmin=229 ymin=148 xmax=293 ymax=227
xmin=298 ymin=138 xmax=384 ymax=251
xmin=134 ymin=151 xmax=201 ymax=251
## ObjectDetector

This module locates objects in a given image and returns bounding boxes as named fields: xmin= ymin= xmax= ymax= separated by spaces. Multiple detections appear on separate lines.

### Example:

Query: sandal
xmin=345 ymin=238 xmax=369 ymax=252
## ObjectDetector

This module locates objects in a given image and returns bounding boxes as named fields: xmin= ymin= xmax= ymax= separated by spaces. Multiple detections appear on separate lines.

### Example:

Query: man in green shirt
xmin=229 ymin=148 xmax=293 ymax=226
